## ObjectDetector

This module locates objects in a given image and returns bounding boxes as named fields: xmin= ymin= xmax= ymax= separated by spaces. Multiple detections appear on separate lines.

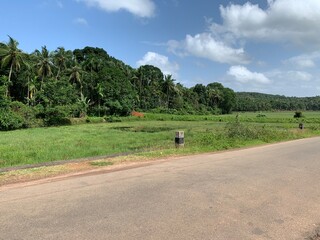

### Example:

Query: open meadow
xmin=0 ymin=111 xmax=320 ymax=169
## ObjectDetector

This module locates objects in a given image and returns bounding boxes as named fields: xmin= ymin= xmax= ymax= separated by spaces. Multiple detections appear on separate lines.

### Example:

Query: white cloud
xmin=168 ymin=33 xmax=250 ymax=65
xmin=74 ymin=18 xmax=88 ymax=26
xmin=217 ymin=0 xmax=320 ymax=48
xmin=284 ymin=52 xmax=320 ymax=68
xmin=290 ymin=71 xmax=313 ymax=81
xmin=268 ymin=70 xmax=313 ymax=82
xmin=137 ymin=52 xmax=179 ymax=78
xmin=78 ymin=0 xmax=155 ymax=18
xmin=287 ymin=58 xmax=315 ymax=69
xmin=228 ymin=66 xmax=271 ymax=84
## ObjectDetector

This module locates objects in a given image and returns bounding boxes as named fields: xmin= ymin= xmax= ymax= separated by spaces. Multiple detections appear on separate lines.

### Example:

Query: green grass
xmin=141 ymin=111 xmax=320 ymax=123
xmin=0 ymin=111 xmax=319 ymax=168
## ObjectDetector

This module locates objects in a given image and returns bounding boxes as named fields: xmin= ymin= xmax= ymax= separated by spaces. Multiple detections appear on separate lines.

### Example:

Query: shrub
xmin=294 ymin=111 xmax=304 ymax=118
xmin=225 ymin=121 xmax=256 ymax=140
xmin=0 ymin=109 xmax=24 ymax=131
xmin=10 ymin=101 xmax=38 ymax=128
xmin=105 ymin=115 xmax=122 ymax=123
xmin=43 ymin=106 xmax=72 ymax=126
xmin=85 ymin=116 xmax=105 ymax=124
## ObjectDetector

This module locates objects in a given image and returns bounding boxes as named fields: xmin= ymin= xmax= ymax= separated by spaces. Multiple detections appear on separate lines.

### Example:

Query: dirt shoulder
xmin=0 ymin=154 xmax=179 ymax=189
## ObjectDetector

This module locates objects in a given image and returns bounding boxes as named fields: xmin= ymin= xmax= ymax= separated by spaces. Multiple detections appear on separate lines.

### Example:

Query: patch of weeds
xmin=112 ymin=126 xmax=175 ymax=133
xmin=90 ymin=161 xmax=114 ymax=167
xmin=112 ymin=126 xmax=132 ymax=131
xmin=226 ymin=121 xmax=256 ymax=140
xmin=105 ymin=116 xmax=122 ymax=123
xmin=138 ymin=126 xmax=176 ymax=133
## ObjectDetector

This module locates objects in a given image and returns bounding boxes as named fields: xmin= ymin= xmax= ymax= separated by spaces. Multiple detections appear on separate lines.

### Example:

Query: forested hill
xmin=235 ymin=92 xmax=320 ymax=111
xmin=0 ymin=37 xmax=237 ymax=130
xmin=1 ymin=36 xmax=320 ymax=130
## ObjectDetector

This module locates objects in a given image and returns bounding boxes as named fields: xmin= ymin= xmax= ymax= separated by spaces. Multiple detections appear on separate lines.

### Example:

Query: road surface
xmin=1 ymin=137 xmax=320 ymax=240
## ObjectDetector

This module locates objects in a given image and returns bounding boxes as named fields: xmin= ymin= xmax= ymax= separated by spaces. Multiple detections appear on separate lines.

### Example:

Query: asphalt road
xmin=1 ymin=137 xmax=320 ymax=240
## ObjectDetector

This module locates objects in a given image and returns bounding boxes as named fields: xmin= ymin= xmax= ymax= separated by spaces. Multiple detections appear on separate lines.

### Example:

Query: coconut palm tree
xmin=68 ymin=60 xmax=83 ymax=95
xmin=23 ymin=62 xmax=37 ymax=106
xmin=163 ymin=74 xmax=176 ymax=110
xmin=53 ymin=47 xmax=72 ymax=79
xmin=0 ymin=36 xmax=26 ymax=97
xmin=33 ymin=46 xmax=54 ymax=90
xmin=96 ymin=82 xmax=104 ymax=117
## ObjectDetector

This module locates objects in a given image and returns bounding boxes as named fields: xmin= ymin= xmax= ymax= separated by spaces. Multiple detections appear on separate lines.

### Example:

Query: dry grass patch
xmin=0 ymin=162 xmax=94 ymax=186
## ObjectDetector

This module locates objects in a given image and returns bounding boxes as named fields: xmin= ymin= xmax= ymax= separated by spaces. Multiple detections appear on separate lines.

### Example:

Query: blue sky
xmin=1 ymin=0 xmax=320 ymax=97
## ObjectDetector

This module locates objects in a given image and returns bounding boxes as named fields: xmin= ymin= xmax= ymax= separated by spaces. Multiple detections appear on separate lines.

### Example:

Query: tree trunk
xmin=6 ymin=64 xmax=13 ymax=98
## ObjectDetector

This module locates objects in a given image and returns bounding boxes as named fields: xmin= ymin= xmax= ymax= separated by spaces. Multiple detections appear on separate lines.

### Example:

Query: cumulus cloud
xmin=137 ymin=52 xmax=179 ymax=78
xmin=168 ymin=33 xmax=249 ymax=65
xmin=228 ymin=66 xmax=271 ymax=84
xmin=78 ymin=0 xmax=155 ymax=18
xmin=216 ymin=0 xmax=320 ymax=48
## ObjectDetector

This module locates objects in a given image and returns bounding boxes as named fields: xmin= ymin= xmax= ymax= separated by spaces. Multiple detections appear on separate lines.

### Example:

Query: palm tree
xmin=24 ymin=62 xmax=38 ymax=106
xmin=53 ymin=47 xmax=72 ymax=79
xmin=0 ymin=36 xmax=26 ymax=97
xmin=82 ymin=57 xmax=103 ymax=95
xmin=33 ymin=46 xmax=54 ymax=90
xmin=163 ymin=74 xmax=176 ymax=110
xmin=96 ymin=83 xmax=104 ymax=117
xmin=83 ymin=57 xmax=102 ymax=73
xmin=68 ymin=60 xmax=83 ymax=95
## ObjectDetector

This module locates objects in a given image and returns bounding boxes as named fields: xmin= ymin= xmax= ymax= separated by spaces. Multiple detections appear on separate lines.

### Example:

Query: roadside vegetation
xmin=1 ymin=36 xmax=320 ymax=173
xmin=0 ymin=112 xmax=319 ymax=169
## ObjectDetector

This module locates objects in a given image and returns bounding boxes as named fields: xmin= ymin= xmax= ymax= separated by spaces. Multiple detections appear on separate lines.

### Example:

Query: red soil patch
xmin=131 ymin=111 xmax=144 ymax=118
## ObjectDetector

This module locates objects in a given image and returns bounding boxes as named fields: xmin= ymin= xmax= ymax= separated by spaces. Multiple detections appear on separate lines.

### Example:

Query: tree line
xmin=0 ymin=36 xmax=236 ymax=130
xmin=1 ymin=36 xmax=319 ymax=130
xmin=235 ymin=92 xmax=320 ymax=112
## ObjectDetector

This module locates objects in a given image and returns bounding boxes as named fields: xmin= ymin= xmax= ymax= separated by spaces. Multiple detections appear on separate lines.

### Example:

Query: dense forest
xmin=235 ymin=92 xmax=320 ymax=111
xmin=0 ymin=36 xmax=236 ymax=130
xmin=0 ymin=36 xmax=319 ymax=130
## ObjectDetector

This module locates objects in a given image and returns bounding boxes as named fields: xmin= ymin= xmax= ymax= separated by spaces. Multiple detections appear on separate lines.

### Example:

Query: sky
xmin=1 ymin=0 xmax=320 ymax=97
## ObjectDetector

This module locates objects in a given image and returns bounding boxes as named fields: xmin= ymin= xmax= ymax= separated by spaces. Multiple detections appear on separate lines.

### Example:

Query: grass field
xmin=0 ymin=111 xmax=319 ymax=168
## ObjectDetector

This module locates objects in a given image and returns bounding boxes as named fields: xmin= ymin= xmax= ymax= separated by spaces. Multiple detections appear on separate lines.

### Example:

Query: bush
xmin=44 ymin=106 xmax=72 ymax=126
xmin=0 ymin=102 xmax=45 ymax=130
xmin=225 ymin=121 xmax=256 ymax=140
xmin=0 ymin=109 xmax=24 ymax=131
xmin=85 ymin=116 xmax=106 ymax=124
xmin=10 ymin=101 xmax=38 ymax=128
xmin=105 ymin=115 xmax=122 ymax=123
xmin=294 ymin=111 xmax=304 ymax=118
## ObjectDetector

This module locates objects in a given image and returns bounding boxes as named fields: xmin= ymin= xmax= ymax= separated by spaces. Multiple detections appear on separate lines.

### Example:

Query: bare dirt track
xmin=1 ymin=137 xmax=320 ymax=240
